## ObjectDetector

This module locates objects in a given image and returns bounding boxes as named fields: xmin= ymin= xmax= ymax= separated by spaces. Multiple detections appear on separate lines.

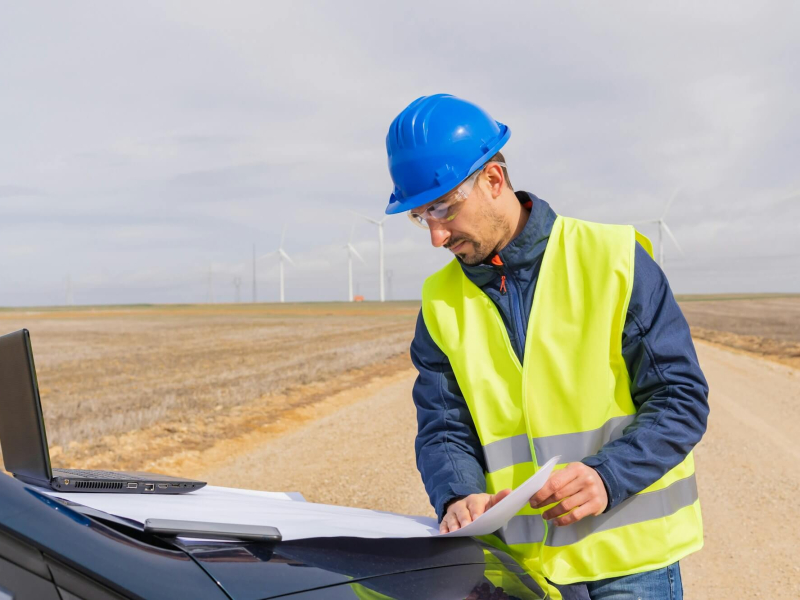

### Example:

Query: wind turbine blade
xmin=349 ymin=244 xmax=366 ymax=263
xmin=280 ymin=249 xmax=295 ymax=266
xmin=349 ymin=210 xmax=380 ymax=225
xmin=256 ymin=252 xmax=277 ymax=261
xmin=661 ymin=222 xmax=684 ymax=256
xmin=280 ymin=225 xmax=287 ymax=249
xmin=777 ymin=190 xmax=800 ymax=204
xmin=661 ymin=187 xmax=683 ymax=220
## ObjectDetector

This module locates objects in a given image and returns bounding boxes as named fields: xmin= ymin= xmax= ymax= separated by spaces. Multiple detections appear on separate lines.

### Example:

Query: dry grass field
xmin=0 ymin=302 xmax=418 ymax=472
xmin=678 ymin=293 xmax=800 ymax=369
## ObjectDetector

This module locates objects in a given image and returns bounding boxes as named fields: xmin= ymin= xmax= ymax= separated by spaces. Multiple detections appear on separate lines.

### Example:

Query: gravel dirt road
xmin=178 ymin=341 xmax=799 ymax=599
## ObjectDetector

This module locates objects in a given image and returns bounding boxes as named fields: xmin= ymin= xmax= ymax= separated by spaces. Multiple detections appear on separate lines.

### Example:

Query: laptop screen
xmin=0 ymin=329 xmax=53 ymax=483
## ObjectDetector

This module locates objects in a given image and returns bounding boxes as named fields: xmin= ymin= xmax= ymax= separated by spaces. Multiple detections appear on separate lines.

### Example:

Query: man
xmin=385 ymin=94 xmax=709 ymax=599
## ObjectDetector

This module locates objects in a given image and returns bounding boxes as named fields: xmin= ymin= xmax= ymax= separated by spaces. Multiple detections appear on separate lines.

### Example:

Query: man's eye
xmin=429 ymin=203 xmax=452 ymax=218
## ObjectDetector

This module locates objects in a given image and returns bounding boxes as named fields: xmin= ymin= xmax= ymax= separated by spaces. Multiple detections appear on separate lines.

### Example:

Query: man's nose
xmin=428 ymin=223 xmax=450 ymax=248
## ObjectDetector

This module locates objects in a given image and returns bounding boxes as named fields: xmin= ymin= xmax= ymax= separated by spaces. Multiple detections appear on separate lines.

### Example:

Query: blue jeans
xmin=581 ymin=562 xmax=683 ymax=599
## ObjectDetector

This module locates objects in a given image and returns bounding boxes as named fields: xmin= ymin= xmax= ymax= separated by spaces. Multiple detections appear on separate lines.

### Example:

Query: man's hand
xmin=528 ymin=462 xmax=608 ymax=526
xmin=439 ymin=489 xmax=511 ymax=533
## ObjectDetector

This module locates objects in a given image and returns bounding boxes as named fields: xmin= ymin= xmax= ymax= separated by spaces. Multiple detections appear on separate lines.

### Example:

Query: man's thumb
xmin=489 ymin=488 xmax=512 ymax=508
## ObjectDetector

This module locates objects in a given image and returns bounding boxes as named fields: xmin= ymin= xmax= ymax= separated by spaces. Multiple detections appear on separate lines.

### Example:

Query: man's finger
xmin=454 ymin=502 xmax=473 ymax=527
xmin=442 ymin=511 xmax=461 ymax=532
xmin=541 ymin=490 xmax=591 ymax=521
xmin=439 ymin=513 xmax=452 ymax=533
xmin=487 ymin=488 xmax=511 ymax=509
xmin=529 ymin=466 xmax=579 ymax=507
xmin=551 ymin=503 xmax=594 ymax=527
xmin=532 ymin=478 xmax=583 ymax=509
xmin=466 ymin=497 xmax=488 ymax=520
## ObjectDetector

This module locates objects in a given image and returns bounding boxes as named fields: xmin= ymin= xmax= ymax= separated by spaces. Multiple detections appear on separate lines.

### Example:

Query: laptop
xmin=0 ymin=329 xmax=206 ymax=494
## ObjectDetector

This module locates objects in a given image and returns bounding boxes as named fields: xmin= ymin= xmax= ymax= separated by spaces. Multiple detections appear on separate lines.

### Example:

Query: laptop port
xmin=157 ymin=484 xmax=168 ymax=489
xmin=144 ymin=483 xmax=155 ymax=492
xmin=127 ymin=482 xmax=138 ymax=489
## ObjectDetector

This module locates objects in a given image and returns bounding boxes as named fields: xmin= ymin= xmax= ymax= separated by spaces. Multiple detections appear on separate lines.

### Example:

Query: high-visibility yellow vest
xmin=421 ymin=214 xmax=703 ymax=584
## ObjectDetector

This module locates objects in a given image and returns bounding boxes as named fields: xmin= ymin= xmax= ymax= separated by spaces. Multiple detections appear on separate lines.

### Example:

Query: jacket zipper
xmin=496 ymin=260 xmax=526 ymax=361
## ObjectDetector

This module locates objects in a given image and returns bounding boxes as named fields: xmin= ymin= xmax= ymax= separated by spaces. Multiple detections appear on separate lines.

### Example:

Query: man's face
xmin=414 ymin=170 xmax=509 ymax=265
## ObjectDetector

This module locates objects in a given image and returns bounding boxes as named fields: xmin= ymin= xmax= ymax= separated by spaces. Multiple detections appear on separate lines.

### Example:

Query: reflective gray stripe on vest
xmin=493 ymin=514 xmax=546 ymax=545
xmin=482 ymin=414 xmax=636 ymax=472
xmin=494 ymin=474 xmax=698 ymax=547
xmin=546 ymin=473 xmax=699 ymax=547
xmin=533 ymin=414 xmax=636 ymax=465
xmin=483 ymin=434 xmax=532 ymax=473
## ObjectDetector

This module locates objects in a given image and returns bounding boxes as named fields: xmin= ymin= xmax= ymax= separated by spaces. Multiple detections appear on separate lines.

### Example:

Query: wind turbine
xmin=632 ymin=188 xmax=685 ymax=268
xmin=65 ymin=275 xmax=74 ymax=306
xmin=258 ymin=226 xmax=295 ymax=303
xmin=252 ymin=243 xmax=257 ymax=303
xmin=344 ymin=225 xmax=365 ymax=302
xmin=353 ymin=212 xmax=388 ymax=302
xmin=207 ymin=264 xmax=215 ymax=304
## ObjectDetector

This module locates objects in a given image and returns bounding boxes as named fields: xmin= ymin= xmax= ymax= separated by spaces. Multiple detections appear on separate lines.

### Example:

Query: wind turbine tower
xmin=252 ymin=243 xmax=257 ymax=303
xmin=65 ymin=275 xmax=74 ymax=306
xmin=256 ymin=227 xmax=295 ymax=303
xmin=633 ymin=188 xmax=685 ymax=268
xmin=344 ymin=225 xmax=365 ymax=302
xmin=207 ymin=264 xmax=215 ymax=303
xmin=355 ymin=213 xmax=388 ymax=302
xmin=258 ymin=226 xmax=296 ymax=303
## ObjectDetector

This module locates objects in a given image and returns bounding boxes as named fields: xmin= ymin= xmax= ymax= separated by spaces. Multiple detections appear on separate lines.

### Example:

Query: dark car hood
xmin=2 ymin=475 xmax=534 ymax=600
xmin=185 ymin=535 xmax=528 ymax=600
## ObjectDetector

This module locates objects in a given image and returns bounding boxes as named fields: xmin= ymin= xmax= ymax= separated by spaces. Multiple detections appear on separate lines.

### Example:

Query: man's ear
xmin=484 ymin=163 xmax=505 ymax=199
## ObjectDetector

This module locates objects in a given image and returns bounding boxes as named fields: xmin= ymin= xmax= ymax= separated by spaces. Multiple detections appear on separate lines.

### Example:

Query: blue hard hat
xmin=384 ymin=94 xmax=510 ymax=215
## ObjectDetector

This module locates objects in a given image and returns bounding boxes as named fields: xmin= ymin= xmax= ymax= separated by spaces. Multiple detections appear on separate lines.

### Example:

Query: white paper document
xmin=440 ymin=455 xmax=559 ymax=538
xmin=45 ymin=457 xmax=558 ymax=541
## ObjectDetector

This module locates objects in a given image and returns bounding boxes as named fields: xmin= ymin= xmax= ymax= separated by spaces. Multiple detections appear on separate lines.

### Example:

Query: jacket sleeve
xmin=411 ymin=310 xmax=487 ymax=521
xmin=581 ymin=242 xmax=710 ymax=511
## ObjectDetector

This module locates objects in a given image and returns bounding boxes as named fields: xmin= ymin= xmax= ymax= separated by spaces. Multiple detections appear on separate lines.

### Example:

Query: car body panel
xmin=1 ymin=473 xmax=544 ymax=599
xmin=0 ymin=474 xmax=227 ymax=599
xmin=185 ymin=536 xmax=528 ymax=599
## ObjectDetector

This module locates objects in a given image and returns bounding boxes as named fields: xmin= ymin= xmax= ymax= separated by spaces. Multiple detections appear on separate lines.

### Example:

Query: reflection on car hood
xmin=185 ymin=536 xmax=526 ymax=600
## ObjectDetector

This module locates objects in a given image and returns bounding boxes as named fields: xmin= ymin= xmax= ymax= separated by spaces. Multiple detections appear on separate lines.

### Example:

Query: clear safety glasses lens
xmin=407 ymin=162 xmax=505 ymax=229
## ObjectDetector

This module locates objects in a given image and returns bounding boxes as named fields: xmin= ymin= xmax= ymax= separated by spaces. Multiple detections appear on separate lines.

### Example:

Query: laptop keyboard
xmin=55 ymin=469 xmax=145 ymax=480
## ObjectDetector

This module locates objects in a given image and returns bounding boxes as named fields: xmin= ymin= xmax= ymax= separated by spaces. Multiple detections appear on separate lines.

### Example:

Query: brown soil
xmin=679 ymin=295 xmax=800 ymax=369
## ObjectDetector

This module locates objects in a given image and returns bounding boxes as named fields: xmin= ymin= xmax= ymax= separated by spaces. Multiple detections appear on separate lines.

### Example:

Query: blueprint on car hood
xmin=44 ymin=457 xmax=558 ymax=541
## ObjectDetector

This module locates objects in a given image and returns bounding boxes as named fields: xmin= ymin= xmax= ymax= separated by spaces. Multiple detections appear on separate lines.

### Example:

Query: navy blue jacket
xmin=411 ymin=192 xmax=710 ymax=521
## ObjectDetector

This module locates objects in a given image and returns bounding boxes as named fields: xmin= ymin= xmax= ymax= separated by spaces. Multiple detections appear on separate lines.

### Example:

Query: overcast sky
xmin=1 ymin=1 xmax=798 ymax=306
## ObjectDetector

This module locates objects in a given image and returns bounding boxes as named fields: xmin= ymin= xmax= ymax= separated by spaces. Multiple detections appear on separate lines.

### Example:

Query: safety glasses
xmin=407 ymin=162 xmax=506 ymax=229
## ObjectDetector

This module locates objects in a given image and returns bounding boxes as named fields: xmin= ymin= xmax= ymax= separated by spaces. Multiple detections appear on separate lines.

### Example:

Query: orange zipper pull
xmin=500 ymin=275 xmax=507 ymax=294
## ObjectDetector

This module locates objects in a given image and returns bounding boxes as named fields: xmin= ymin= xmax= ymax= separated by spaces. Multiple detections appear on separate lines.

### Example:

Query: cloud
xmin=0 ymin=185 xmax=45 ymax=199
xmin=0 ymin=1 xmax=798 ymax=306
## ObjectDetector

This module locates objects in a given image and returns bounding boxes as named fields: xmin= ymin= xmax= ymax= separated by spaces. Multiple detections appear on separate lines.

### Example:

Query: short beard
xmin=456 ymin=238 xmax=487 ymax=266
xmin=446 ymin=189 xmax=511 ymax=265
xmin=463 ymin=203 xmax=509 ymax=265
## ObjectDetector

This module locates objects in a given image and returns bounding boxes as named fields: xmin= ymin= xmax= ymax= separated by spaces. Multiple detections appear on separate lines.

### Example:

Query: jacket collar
xmin=459 ymin=191 xmax=557 ymax=286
